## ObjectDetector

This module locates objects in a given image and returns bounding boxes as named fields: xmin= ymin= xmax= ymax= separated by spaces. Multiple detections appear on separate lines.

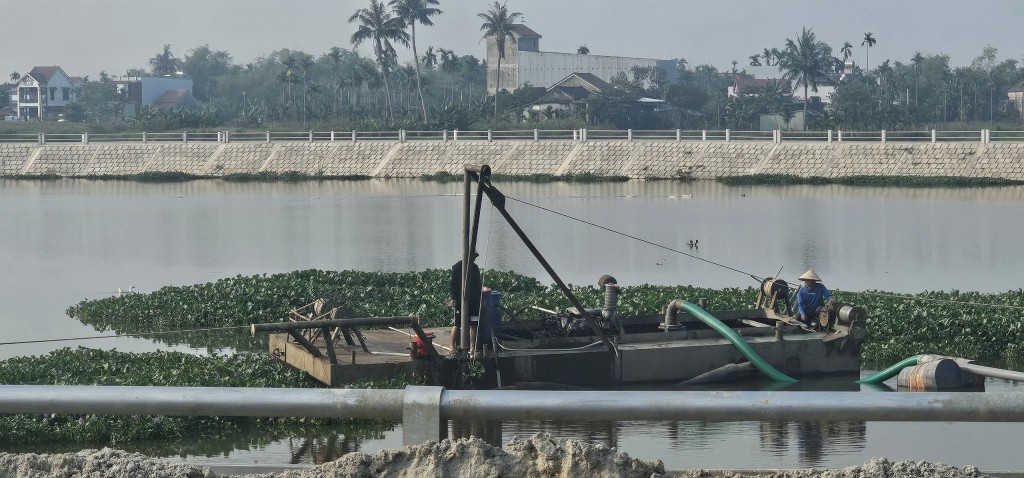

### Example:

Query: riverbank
xmin=3 ymin=141 xmax=1024 ymax=180
xmin=0 ymin=433 xmax=994 ymax=478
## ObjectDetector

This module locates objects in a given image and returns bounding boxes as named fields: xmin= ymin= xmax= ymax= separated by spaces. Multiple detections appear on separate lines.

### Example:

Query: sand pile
xmin=0 ymin=433 xmax=989 ymax=478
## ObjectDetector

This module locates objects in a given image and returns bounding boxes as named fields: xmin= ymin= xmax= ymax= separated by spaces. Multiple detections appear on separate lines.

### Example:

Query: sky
xmin=5 ymin=0 xmax=1023 ymax=79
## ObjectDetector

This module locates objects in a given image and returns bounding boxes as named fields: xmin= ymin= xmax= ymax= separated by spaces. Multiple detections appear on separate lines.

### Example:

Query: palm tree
xmin=478 ymin=1 xmax=523 ymax=124
xmin=841 ymin=42 xmax=854 ymax=61
xmin=777 ymin=27 xmax=834 ymax=130
xmin=577 ymin=44 xmax=590 ymax=55
xmin=390 ymin=0 xmax=442 ymax=123
xmin=749 ymin=54 xmax=761 ymax=67
xmin=9 ymin=72 xmax=20 ymax=83
xmin=149 ymin=44 xmax=179 ymax=76
xmin=761 ymin=48 xmax=775 ymax=67
xmin=299 ymin=54 xmax=315 ymax=122
xmin=349 ymin=0 xmax=410 ymax=122
xmin=422 ymin=46 xmax=439 ymax=70
xmin=327 ymin=47 xmax=346 ymax=117
xmin=862 ymin=32 xmax=876 ymax=72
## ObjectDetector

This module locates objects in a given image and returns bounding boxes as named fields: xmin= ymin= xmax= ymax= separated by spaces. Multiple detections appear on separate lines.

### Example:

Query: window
xmin=62 ymin=88 xmax=70 ymax=101
xmin=49 ymin=87 xmax=57 ymax=101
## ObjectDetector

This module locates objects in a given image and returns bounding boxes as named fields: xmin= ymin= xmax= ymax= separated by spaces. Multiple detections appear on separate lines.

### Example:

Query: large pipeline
xmin=667 ymin=300 xmax=797 ymax=383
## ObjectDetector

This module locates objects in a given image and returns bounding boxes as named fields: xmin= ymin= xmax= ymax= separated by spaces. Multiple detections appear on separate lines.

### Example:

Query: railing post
xmin=351 ymin=130 xmax=357 ymax=143
xmin=39 ymin=133 xmax=45 ymax=145
xmin=453 ymin=129 xmax=459 ymax=141
xmin=217 ymin=131 xmax=222 ymax=143
xmin=266 ymin=131 xmax=272 ymax=143
xmin=182 ymin=132 xmax=188 ymax=143
xmin=330 ymin=131 xmax=336 ymax=142
xmin=82 ymin=132 xmax=88 ymax=144
xmin=533 ymin=129 xmax=539 ymax=142
xmin=838 ymin=130 xmax=843 ymax=142
xmin=225 ymin=131 xmax=230 ymax=143
xmin=881 ymin=130 xmax=887 ymax=144
xmin=443 ymin=130 xmax=448 ymax=142
xmin=627 ymin=129 xmax=633 ymax=142
xmin=828 ymin=130 xmax=833 ymax=143
xmin=582 ymin=128 xmax=588 ymax=142
xmin=573 ymin=129 xmax=578 ymax=141
xmin=702 ymin=130 xmax=707 ymax=141
xmin=142 ymin=132 xmax=148 ymax=144
xmin=931 ymin=129 xmax=936 ymax=144
xmin=725 ymin=129 xmax=731 ymax=142
xmin=487 ymin=130 xmax=493 ymax=142
xmin=402 ymin=386 xmax=445 ymax=446
xmin=983 ymin=129 xmax=989 ymax=144
xmin=676 ymin=129 xmax=681 ymax=142
xmin=308 ymin=131 xmax=314 ymax=142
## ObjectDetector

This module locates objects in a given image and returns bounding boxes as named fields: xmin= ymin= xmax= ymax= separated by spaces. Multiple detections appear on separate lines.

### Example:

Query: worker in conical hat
xmin=795 ymin=269 xmax=832 ymax=327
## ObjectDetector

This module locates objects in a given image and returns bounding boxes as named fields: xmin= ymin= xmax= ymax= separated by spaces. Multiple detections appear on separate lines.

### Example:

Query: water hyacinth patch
xmin=65 ymin=269 xmax=1024 ymax=368
xmin=0 ymin=348 xmax=408 ymax=445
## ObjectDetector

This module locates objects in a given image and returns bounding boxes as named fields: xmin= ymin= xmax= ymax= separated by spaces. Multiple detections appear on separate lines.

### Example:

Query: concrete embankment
xmin=1 ymin=141 xmax=1022 ymax=179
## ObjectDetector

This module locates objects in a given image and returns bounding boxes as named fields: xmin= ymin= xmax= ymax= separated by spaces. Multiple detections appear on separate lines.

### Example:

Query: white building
xmin=14 ymin=66 xmax=83 ymax=120
xmin=486 ymin=24 xmax=676 ymax=93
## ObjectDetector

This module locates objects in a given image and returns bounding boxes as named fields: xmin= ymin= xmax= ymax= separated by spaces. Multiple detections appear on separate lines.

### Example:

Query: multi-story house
xmin=14 ymin=66 xmax=83 ymax=120
xmin=485 ymin=24 xmax=677 ymax=94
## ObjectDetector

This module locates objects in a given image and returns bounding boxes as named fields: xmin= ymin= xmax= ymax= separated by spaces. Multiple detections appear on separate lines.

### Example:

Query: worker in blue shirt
xmin=795 ymin=269 xmax=832 ymax=327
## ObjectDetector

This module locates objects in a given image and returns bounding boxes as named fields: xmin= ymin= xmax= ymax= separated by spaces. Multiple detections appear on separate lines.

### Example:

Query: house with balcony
xmin=14 ymin=66 xmax=82 ymax=120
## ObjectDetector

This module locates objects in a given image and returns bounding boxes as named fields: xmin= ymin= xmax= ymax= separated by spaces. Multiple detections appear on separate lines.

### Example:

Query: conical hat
xmin=799 ymin=269 xmax=822 ymax=282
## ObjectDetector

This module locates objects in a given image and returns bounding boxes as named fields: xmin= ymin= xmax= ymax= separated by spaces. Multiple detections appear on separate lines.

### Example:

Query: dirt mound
xmin=0 ymin=434 xmax=990 ymax=478
xmin=282 ymin=433 xmax=664 ymax=478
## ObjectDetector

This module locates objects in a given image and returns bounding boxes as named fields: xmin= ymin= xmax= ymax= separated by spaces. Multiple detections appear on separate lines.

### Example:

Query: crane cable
xmin=505 ymin=194 xmax=1024 ymax=313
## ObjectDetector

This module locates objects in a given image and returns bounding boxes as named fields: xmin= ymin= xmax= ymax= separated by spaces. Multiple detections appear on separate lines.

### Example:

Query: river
xmin=1 ymin=178 xmax=1023 ymax=471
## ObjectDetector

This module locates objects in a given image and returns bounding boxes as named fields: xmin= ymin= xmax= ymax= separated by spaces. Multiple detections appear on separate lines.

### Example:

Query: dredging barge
xmin=255 ymin=164 xmax=867 ymax=388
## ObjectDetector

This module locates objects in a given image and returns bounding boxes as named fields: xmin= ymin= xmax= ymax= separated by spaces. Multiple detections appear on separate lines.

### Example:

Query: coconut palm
xmin=841 ymin=42 xmax=854 ymax=61
xmin=149 ymin=44 xmax=180 ymax=76
xmin=9 ymin=72 xmax=20 ymax=83
xmin=349 ymin=0 xmax=410 ymax=122
xmin=749 ymin=54 xmax=761 ymax=67
xmin=761 ymin=48 xmax=775 ymax=67
xmin=478 ymin=1 xmax=523 ymax=124
xmin=777 ymin=27 xmax=834 ymax=130
xmin=390 ymin=0 xmax=442 ymax=123
xmin=862 ymin=32 xmax=876 ymax=72
xmin=577 ymin=44 xmax=590 ymax=55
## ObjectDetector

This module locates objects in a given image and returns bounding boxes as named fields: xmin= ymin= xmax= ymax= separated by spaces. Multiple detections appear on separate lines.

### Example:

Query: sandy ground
xmin=0 ymin=433 xmax=990 ymax=478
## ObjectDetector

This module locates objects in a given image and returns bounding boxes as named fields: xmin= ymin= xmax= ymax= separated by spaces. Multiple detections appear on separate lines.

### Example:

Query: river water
xmin=2 ymin=178 xmax=1023 ymax=471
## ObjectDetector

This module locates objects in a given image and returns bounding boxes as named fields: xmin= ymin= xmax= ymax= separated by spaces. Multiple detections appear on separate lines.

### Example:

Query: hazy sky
xmin=6 ymin=0 xmax=1023 ymax=79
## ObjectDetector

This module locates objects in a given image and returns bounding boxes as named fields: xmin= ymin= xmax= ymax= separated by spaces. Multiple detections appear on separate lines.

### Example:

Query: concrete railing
xmin=1 ymin=129 xmax=1021 ymax=145
xmin=2 ymin=385 xmax=1023 ymax=446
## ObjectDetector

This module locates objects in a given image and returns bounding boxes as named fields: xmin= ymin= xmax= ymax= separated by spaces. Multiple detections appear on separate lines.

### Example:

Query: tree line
xmin=4 ymin=1 xmax=1023 ymax=131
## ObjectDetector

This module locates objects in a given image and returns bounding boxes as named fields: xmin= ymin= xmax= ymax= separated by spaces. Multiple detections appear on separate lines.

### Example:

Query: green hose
xmin=677 ymin=301 xmax=798 ymax=383
xmin=855 ymin=355 xmax=921 ymax=384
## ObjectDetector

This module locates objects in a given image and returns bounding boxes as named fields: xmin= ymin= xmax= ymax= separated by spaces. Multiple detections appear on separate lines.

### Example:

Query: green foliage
xmin=0 ymin=348 xmax=409 ymax=445
xmin=418 ymin=172 xmax=630 ymax=183
xmin=717 ymin=174 xmax=1023 ymax=187
xmin=221 ymin=171 xmax=369 ymax=182
xmin=840 ymin=289 xmax=1024 ymax=367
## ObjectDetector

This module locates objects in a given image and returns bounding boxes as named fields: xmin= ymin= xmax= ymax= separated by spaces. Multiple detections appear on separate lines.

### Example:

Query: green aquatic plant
xmin=66 ymin=270 xmax=1024 ymax=368
xmin=718 ymin=174 xmax=1024 ymax=187
xmin=0 ymin=348 xmax=413 ymax=445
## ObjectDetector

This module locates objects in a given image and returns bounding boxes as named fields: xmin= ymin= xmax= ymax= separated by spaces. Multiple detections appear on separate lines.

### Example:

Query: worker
xmin=795 ymin=269 xmax=832 ymax=327
xmin=449 ymin=253 xmax=482 ymax=356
